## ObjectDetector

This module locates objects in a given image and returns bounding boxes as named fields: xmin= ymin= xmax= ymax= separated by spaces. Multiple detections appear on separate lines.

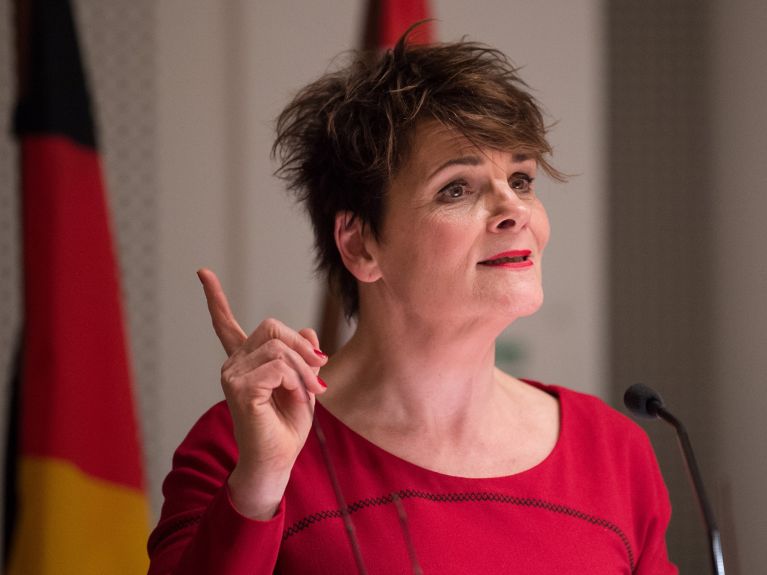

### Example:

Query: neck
xmin=320 ymin=302 xmax=513 ymax=429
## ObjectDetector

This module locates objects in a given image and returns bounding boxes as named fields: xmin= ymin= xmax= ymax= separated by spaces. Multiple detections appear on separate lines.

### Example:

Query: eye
xmin=509 ymin=172 xmax=534 ymax=194
xmin=437 ymin=180 xmax=471 ymax=202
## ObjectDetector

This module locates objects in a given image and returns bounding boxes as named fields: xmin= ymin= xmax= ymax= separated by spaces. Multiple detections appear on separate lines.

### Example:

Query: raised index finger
xmin=197 ymin=268 xmax=247 ymax=356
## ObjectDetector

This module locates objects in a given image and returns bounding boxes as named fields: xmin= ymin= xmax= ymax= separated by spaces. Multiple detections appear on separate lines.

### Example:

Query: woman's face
xmin=366 ymin=121 xmax=550 ymax=326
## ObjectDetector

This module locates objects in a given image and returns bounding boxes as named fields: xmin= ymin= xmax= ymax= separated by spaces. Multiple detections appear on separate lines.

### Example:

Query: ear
xmin=334 ymin=211 xmax=382 ymax=283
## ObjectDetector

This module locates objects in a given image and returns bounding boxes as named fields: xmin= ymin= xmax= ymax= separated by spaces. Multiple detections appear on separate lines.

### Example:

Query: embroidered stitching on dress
xmin=282 ymin=490 xmax=636 ymax=571
xmin=148 ymin=514 xmax=202 ymax=555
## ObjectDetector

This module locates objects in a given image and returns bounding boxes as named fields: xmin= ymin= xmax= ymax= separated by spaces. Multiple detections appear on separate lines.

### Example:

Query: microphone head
xmin=623 ymin=383 xmax=664 ymax=419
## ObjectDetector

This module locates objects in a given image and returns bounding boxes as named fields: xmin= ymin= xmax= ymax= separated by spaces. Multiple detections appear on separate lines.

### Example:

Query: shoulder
xmin=524 ymin=380 xmax=659 ymax=472
xmin=526 ymin=384 xmax=675 ymax=572
xmin=172 ymin=401 xmax=236 ymax=464
xmin=500 ymin=381 xmax=675 ymax=571
xmin=534 ymin=380 xmax=649 ymax=442
xmin=162 ymin=401 xmax=238 ymax=505
xmin=528 ymin=383 xmax=672 ymax=512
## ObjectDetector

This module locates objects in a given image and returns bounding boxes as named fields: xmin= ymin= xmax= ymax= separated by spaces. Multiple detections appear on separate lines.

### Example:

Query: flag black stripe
xmin=14 ymin=0 xmax=96 ymax=149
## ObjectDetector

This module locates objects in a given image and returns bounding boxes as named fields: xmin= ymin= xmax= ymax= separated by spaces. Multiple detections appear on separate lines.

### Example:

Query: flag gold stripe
xmin=7 ymin=457 xmax=150 ymax=575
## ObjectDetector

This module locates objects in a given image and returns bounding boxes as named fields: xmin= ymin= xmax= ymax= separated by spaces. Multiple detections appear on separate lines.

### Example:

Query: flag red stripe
xmin=21 ymin=135 xmax=143 ymax=490
xmin=378 ymin=0 xmax=433 ymax=47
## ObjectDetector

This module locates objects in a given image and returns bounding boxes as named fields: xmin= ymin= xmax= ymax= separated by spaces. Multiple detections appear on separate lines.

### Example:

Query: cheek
xmin=533 ymin=204 xmax=551 ymax=252
xmin=404 ymin=210 xmax=466 ymax=249
xmin=385 ymin=215 xmax=472 ymax=277
xmin=419 ymin=217 xmax=477 ymax=271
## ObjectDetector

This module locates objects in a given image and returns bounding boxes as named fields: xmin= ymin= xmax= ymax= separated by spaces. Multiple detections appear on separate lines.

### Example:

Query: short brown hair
xmin=273 ymin=27 xmax=563 ymax=318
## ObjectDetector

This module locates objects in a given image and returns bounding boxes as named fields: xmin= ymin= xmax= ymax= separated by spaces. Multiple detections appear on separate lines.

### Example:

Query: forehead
xmin=398 ymin=120 xmax=531 ymax=183
xmin=403 ymin=121 xmax=477 ymax=177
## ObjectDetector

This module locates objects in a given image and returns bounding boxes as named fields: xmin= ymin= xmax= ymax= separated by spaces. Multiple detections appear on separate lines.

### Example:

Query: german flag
xmin=5 ymin=0 xmax=149 ymax=572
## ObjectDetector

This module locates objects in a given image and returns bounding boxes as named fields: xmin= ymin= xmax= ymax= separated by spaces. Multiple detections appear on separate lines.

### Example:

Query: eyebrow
xmin=426 ymin=153 xmax=533 ymax=181
xmin=427 ymin=156 xmax=483 ymax=180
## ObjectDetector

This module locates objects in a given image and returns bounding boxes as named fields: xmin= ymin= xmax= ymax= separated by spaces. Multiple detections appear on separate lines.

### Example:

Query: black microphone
xmin=623 ymin=384 xmax=725 ymax=575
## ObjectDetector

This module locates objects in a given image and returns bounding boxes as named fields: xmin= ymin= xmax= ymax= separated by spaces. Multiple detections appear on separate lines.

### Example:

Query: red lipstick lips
xmin=478 ymin=249 xmax=533 ymax=268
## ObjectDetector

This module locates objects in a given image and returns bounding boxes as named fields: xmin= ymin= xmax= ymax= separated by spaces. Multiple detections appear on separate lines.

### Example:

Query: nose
xmin=486 ymin=183 xmax=531 ymax=233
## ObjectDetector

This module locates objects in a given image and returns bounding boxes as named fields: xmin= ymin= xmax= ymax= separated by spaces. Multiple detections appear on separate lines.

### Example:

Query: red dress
xmin=148 ymin=382 xmax=677 ymax=574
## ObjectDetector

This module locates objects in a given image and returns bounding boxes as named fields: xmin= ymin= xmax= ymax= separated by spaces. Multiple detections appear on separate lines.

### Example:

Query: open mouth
xmin=479 ymin=255 xmax=530 ymax=265
xmin=478 ymin=250 xmax=533 ymax=266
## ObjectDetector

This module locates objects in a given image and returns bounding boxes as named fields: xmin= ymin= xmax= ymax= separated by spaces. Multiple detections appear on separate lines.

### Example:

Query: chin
xmin=496 ymin=289 xmax=544 ymax=320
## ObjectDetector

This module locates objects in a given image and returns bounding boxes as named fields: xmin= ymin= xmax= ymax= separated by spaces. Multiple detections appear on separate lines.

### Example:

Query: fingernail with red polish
xmin=318 ymin=376 xmax=327 ymax=388
xmin=314 ymin=348 xmax=328 ymax=359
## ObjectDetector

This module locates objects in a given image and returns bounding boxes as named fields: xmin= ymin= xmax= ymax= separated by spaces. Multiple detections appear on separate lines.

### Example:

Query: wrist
xmin=227 ymin=465 xmax=291 ymax=521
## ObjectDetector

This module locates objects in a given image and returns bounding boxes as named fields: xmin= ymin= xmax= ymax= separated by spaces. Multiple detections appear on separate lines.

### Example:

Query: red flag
xmin=6 ymin=0 xmax=149 ymax=572
xmin=363 ymin=0 xmax=434 ymax=49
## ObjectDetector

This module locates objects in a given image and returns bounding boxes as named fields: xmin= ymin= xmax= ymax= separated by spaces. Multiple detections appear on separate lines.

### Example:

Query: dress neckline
xmin=314 ymin=379 xmax=565 ymax=482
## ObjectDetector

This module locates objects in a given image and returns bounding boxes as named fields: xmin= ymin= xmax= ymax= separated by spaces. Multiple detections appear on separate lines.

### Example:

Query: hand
xmin=197 ymin=268 xmax=328 ymax=519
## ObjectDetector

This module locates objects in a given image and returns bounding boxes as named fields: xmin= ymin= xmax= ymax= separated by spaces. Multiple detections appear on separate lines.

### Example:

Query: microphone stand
xmin=654 ymin=403 xmax=725 ymax=575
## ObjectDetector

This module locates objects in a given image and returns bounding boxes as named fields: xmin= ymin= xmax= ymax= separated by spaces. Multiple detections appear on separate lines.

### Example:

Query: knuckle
xmin=300 ymin=327 xmax=317 ymax=341
xmin=263 ymin=338 xmax=285 ymax=357
xmin=263 ymin=358 xmax=283 ymax=374
xmin=220 ymin=369 xmax=239 ymax=389
xmin=220 ymin=356 xmax=235 ymax=377
xmin=266 ymin=357 xmax=290 ymax=374
xmin=258 ymin=317 xmax=283 ymax=339
xmin=220 ymin=354 xmax=246 ymax=387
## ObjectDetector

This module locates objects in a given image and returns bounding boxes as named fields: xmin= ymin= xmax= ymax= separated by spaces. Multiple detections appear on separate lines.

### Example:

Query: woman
xmin=148 ymin=30 xmax=676 ymax=574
